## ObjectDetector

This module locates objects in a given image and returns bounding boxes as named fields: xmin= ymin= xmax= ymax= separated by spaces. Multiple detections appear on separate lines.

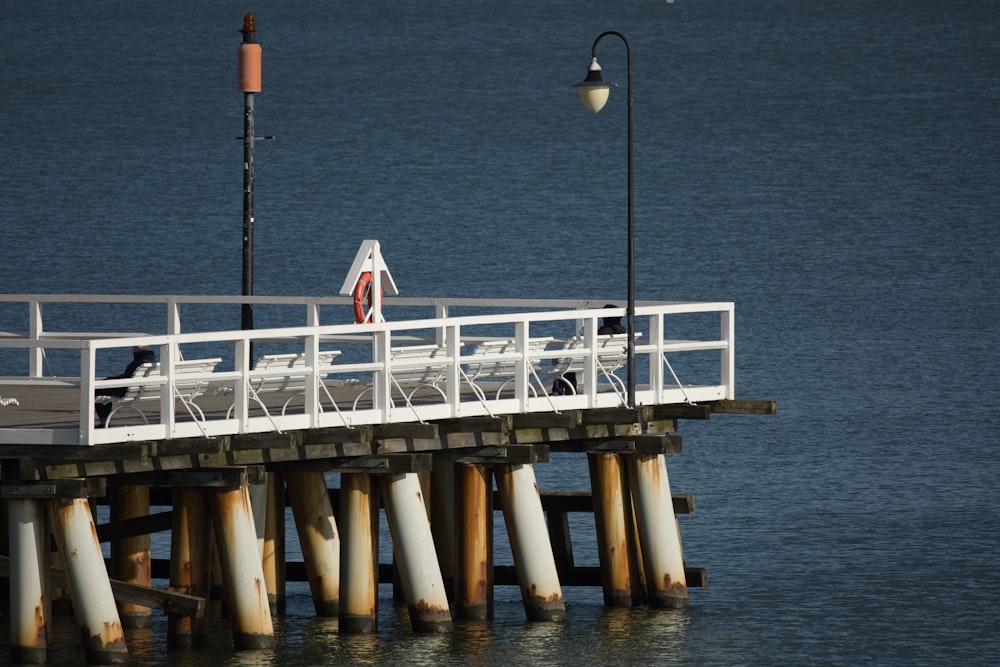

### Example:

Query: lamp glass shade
xmin=578 ymin=84 xmax=610 ymax=113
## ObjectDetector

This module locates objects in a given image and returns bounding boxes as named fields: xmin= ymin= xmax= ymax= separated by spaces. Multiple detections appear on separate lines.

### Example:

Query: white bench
xmin=96 ymin=357 xmax=222 ymax=426
xmin=545 ymin=333 xmax=638 ymax=399
xmin=352 ymin=344 xmax=456 ymax=411
xmin=229 ymin=350 xmax=342 ymax=418
xmin=463 ymin=337 xmax=554 ymax=399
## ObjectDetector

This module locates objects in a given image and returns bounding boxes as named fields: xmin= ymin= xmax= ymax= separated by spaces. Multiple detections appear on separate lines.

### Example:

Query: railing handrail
xmin=0 ymin=294 xmax=735 ymax=446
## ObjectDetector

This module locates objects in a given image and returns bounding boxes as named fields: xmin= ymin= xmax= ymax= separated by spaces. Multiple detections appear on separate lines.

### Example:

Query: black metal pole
xmin=241 ymin=72 xmax=255 ymax=334
xmin=590 ymin=31 xmax=635 ymax=408
xmin=239 ymin=13 xmax=261 ymax=368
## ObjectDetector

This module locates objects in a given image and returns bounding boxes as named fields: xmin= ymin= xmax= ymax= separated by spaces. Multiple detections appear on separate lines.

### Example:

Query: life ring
xmin=353 ymin=271 xmax=383 ymax=324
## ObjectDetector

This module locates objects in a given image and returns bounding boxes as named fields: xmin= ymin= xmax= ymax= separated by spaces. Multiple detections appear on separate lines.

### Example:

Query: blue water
xmin=3 ymin=0 xmax=999 ymax=665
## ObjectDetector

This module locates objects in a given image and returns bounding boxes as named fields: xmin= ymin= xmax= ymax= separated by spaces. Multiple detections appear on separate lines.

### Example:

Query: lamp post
xmin=575 ymin=31 xmax=635 ymax=408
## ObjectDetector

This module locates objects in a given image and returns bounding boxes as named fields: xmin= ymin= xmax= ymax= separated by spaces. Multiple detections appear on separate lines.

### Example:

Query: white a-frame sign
xmin=339 ymin=240 xmax=398 ymax=323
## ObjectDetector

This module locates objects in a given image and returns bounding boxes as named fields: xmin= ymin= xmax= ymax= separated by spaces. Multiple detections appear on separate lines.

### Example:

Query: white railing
xmin=0 ymin=294 xmax=735 ymax=445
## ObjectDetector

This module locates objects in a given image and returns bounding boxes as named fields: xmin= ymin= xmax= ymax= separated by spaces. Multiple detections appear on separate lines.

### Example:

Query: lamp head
xmin=575 ymin=57 xmax=613 ymax=113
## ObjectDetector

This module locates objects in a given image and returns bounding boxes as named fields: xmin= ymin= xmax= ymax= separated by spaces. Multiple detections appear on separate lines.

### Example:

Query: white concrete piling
xmin=627 ymin=453 xmax=688 ymax=608
xmin=494 ymin=463 xmax=566 ymax=622
xmin=285 ymin=471 xmax=340 ymax=616
xmin=382 ymin=472 xmax=453 ymax=632
xmin=8 ymin=498 xmax=50 ymax=664
xmin=48 ymin=497 xmax=128 ymax=664
xmin=209 ymin=486 xmax=276 ymax=648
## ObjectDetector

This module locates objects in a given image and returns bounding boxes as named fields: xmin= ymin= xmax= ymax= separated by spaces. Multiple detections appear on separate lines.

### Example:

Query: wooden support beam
xmin=652 ymin=404 xmax=711 ymax=420
xmin=509 ymin=411 xmax=580 ymax=430
xmin=578 ymin=406 xmax=651 ymax=425
xmin=166 ymin=466 xmax=265 ymax=488
xmin=534 ymin=490 xmax=694 ymax=515
xmin=0 ymin=556 xmax=206 ymax=617
xmin=708 ymin=399 xmax=777 ymax=415
xmin=551 ymin=435 xmax=682 ymax=455
xmin=449 ymin=445 xmax=548 ymax=465
xmin=1 ymin=478 xmax=105 ymax=499
xmin=0 ymin=443 xmax=151 ymax=462
xmin=97 ymin=511 xmax=173 ymax=543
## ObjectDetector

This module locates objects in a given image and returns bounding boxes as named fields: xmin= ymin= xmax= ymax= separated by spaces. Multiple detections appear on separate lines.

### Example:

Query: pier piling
xmin=168 ymin=486 xmax=213 ymax=648
xmin=494 ymin=463 xmax=566 ymax=622
xmin=455 ymin=462 xmax=494 ymax=620
xmin=8 ymin=498 xmax=50 ymax=665
xmin=589 ymin=452 xmax=643 ymax=606
xmin=628 ymin=453 xmax=688 ymax=609
xmin=209 ymin=485 xmax=276 ymax=649
xmin=48 ymin=497 xmax=128 ymax=664
xmin=382 ymin=472 xmax=453 ymax=632
xmin=339 ymin=473 xmax=379 ymax=633
xmin=110 ymin=483 xmax=152 ymax=628
xmin=286 ymin=471 xmax=340 ymax=617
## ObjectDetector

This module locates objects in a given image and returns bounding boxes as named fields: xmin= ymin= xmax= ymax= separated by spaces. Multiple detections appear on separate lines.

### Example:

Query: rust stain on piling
xmin=528 ymin=583 xmax=563 ymax=604
xmin=33 ymin=598 xmax=47 ymax=643
xmin=412 ymin=598 xmax=449 ymax=614
xmin=662 ymin=574 xmax=687 ymax=593
xmin=80 ymin=621 xmax=126 ymax=648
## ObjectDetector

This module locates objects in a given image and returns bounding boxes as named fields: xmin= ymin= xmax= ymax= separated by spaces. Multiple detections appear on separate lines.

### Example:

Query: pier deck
xmin=0 ymin=293 xmax=773 ymax=664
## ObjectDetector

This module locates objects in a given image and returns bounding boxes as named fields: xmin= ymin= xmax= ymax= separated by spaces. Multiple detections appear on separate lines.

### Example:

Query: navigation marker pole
xmin=239 ymin=13 xmax=261 ymax=358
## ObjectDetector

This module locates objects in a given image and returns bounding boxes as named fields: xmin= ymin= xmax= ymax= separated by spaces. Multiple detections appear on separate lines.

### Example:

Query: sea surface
xmin=2 ymin=0 xmax=999 ymax=665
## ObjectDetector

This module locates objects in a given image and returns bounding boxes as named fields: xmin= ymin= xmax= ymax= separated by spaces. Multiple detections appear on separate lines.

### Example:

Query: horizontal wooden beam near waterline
xmin=0 ymin=555 xmax=205 ymax=618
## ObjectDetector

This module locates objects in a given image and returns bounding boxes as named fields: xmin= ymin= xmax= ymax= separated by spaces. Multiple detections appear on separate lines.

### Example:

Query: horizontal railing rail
xmin=0 ymin=294 xmax=734 ymax=445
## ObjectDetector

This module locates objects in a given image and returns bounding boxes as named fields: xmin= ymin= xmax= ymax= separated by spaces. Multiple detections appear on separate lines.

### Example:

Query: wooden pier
xmin=0 ymin=293 xmax=773 ymax=663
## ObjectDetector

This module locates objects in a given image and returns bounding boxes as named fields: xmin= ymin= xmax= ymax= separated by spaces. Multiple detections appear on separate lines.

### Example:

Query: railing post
xmin=649 ymin=313 xmax=665 ymax=399
xmin=514 ymin=322 xmax=530 ymax=412
xmin=234 ymin=338 xmax=252 ymax=429
xmin=161 ymin=342 xmax=177 ymax=436
xmin=166 ymin=300 xmax=182 ymax=335
xmin=79 ymin=345 xmax=96 ymax=445
xmin=374 ymin=331 xmax=392 ymax=422
xmin=445 ymin=325 xmax=461 ymax=417
xmin=29 ymin=299 xmax=43 ymax=377
xmin=721 ymin=306 xmax=735 ymax=399
xmin=305 ymin=334 xmax=320 ymax=427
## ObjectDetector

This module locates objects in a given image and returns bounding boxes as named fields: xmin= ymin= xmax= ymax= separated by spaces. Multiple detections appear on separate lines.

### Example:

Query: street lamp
xmin=575 ymin=31 xmax=635 ymax=408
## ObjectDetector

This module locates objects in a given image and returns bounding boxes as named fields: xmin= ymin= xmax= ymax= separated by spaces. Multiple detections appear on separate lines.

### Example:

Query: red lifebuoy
xmin=353 ymin=271 xmax=382 ymax=323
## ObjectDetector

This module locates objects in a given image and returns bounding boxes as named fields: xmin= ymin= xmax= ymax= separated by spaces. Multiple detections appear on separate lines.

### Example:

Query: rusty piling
xmin=589 ymin=452 xmax=643 ymax=606
xmin=110 ymin=483 xmax=152 ymax=628
xmin=209 ymin=486 xmax=276 ymax=648
xmin=339 ymin=473 xmax=379 ymax=633
xmin=382 ymin=472 xmax=453 ymax=632
xmin=627 ymin=453 xmax=688 ymax=609
xmin=48 ymin=498 xmax=128 ymax=664
xmin=286 ymin=471 xmax=340 ymax=616
xmin=494 ymin=463 xmax=566 ymax=622
xmin=168 ymin=486 xmax=212 ymax=648
xmin=8 ymin=498 xmax=50 ymax=664
xmin=455 ymin=462 xmax=494 ymax=620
